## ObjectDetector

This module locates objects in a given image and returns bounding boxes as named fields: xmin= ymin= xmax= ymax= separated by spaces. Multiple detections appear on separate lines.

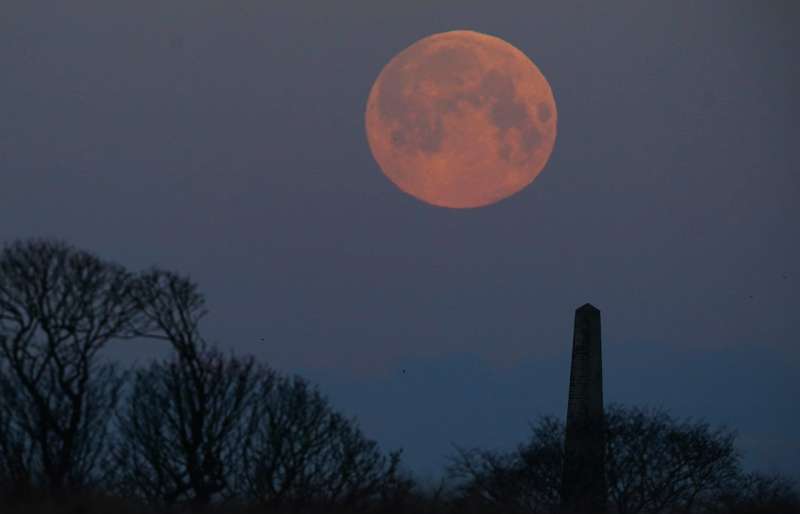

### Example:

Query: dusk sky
xmin=1 ymin=2 xmax=797 ymax=483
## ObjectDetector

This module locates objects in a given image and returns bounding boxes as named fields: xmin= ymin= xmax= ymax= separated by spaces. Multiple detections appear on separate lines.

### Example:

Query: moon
xmin=365 ymin=30 xmax=557 ymax=209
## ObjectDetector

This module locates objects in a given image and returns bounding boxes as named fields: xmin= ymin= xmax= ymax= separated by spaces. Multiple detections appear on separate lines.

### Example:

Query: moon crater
xmin=366 ymin=30 xmax=557 ymax=208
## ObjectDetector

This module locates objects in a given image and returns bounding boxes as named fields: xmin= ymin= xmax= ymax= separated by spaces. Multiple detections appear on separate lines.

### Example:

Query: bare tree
xmin=112 ymin=344 xmax=266 ymax=506
xmin=117 ymin=268 xmax=405 ymax=510
xmin=237 ymin=373 xmax=404 ymax=512
xmin=448 ymin=417 xmax=563 ymax=514
xmin=448 ymin=405 xmax=780 ymax=514
xmin=113 ymin=341 xmax=405 ymax=511
xmin=129 ymin=269 xmax=207 ymax=357
xmin=702 ymin=471 xmax=798 ymax=514
xmin=110 ymin=268 xmax=264 ymax=506
xmin=604 ymin=405 xmax=741 ymax=514
xmin=0 ymin=243 xmax=410 ymax=511
xmin=0 ymin=239 xmax=139 ymax=495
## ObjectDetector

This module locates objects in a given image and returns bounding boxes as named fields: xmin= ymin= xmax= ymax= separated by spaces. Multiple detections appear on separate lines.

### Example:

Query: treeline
xmin=0 ymin=239 xmax=797 ymax=514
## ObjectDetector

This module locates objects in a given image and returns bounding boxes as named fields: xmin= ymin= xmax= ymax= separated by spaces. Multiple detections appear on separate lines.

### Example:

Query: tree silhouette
xmin=448 ymin=416 xmax=562 ymax=514
xmin=706 ymin=471 xmax=800 ymax=514
xmin=235 ymin=372 xmax=406 ymax=512
xmin=2 ymin=238 xmax=795 ymax=514
xmin=109 ymin=268 xmax=261 ymax=505
xmin=113 ymin=268 xmax=405 ymax=510
xmin=0 ymin=240 xmax=139 ymax=496
xmin=129 ymin=269 xmax=207 ymax=358
xmin=112 ymin=344 xmax=265 ymax=506
xmin=604 ymin=405 xmax=739 ymax=513
xmin=448 ymin=405 xmax=793 ymax=514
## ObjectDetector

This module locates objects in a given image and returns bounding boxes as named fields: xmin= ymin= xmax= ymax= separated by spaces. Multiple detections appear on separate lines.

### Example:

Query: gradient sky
xmin=1 ymin=1 xmax=798 ymax=483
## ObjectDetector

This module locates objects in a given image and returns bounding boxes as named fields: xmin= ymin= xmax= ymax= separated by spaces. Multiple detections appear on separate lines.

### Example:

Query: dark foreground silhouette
xmin=3 ymin=486 xmax=798 ymax=514
xmin=1 ymin=240 xmax=798 ymax=514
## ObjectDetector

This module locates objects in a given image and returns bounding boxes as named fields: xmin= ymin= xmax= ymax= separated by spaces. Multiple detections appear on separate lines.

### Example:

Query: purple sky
xmin=1 ymin=2 xmax=798 ymax=482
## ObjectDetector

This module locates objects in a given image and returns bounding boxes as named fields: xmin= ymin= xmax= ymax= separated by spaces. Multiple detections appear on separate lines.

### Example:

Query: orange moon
xmin=365 ymin=30 xmax=557 ymax=208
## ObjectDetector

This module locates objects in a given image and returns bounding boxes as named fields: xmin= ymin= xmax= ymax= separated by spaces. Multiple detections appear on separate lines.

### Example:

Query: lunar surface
xmin=365 ymin=30 xmax=557 ymax=208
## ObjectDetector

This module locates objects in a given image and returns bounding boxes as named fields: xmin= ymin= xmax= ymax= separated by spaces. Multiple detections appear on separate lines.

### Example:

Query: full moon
xmin=365 ymin=30 xmax=557 ymax=208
